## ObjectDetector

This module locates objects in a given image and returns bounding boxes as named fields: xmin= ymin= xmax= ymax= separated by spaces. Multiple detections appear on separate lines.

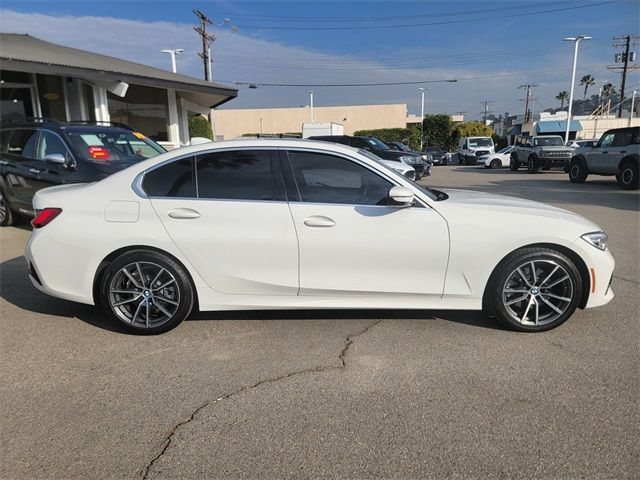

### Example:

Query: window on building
xmin=37 ymin=75 xmax=67 ymax=121
xmin=82 ymin=83 xmax=96 ymax=122
xmin=108 ymin=85 xmax=168 ymax=142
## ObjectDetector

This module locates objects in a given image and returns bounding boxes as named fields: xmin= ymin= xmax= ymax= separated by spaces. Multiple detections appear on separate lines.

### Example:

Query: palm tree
xmin=556 ymin=91 xmax=569 ymax=110
xmin=579 ymin=74 xmax=595 ymax=114
xmin=601 ymin=82 xmax=616 ymax=98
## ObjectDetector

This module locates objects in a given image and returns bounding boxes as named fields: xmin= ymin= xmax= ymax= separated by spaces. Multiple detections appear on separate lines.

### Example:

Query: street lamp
xmin=418 ymin=87 xmax=427 ymax=150
xmin=161 ymin=48 xmax=184 ymax=73
xmin=563 ymin=35 xmax=591 ymax=144
xmin=309 ymin=90 xmax=314 ymax=122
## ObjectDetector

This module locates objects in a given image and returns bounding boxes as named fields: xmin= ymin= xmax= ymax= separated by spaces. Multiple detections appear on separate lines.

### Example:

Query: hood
xmin=437 ymin=188 xmax=600 ymax=229
xmin=374 ymin=149 xmax=421 ymax=161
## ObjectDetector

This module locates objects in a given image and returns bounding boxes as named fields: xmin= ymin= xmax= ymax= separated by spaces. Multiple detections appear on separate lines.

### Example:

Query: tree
xmin=601 ymin=82 xmax=616 ymax=98
xmin=450 ymin=121 xmax=493 ymax=149
xmin=555 ymin=91 xmax=569 ymax=110
xmin=579 ymin=74 xmax=595 ymax=114
xmin=422 ymin=114 xmax=454 ymax=151
xmin=188 ymin=115 xmax=213 ymax=140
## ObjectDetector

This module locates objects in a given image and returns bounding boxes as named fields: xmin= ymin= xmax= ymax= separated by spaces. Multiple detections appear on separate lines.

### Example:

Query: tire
xmin=99 ymin=249 xmax=195 ymax=334
xmin=0 ymin=189 xmax=16 ymax=227
xmin=569 ymin=159 xmax=588 ymax=183
xmin=457 ymin=153 xmax=463 ymax=164
xmin=490 ymin=159 xmax=501 ymax=169
xmin=484 ymin=247 xmax=582 ymax=332
xmin=617 ymin=160 xmax=639 ymax=190
xmin=527 ymin=157 xmax=540 ymax=174
xmin=510 ymin=156 xmax=519 ymax=171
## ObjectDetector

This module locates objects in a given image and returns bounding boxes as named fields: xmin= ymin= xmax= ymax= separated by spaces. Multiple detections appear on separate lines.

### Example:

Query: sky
xmin=1 ymin=0 xmax=639 ymax=119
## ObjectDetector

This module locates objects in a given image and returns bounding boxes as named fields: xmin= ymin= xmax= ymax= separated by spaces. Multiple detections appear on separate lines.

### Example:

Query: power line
xmin=236 ymin=2 xmax=611 ymax=30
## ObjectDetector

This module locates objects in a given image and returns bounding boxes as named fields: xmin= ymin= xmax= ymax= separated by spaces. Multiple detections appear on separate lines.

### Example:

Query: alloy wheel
xmin=108 ymin=261 xmax=180 ymax=329
xmin=502 ymin=259 xmax=574 ymax=327
xmin=621 ymin=167 xmax=634 ymax=184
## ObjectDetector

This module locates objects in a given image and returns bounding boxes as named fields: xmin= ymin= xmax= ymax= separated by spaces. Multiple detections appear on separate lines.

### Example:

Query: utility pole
xmin=481 ymin=100 xmax=493 ymax=124
xmin=610 ymin=35 xmax=639 ymax=117
xmin=519 ymin=85 xmax=538 ymax=123
xmin=194 ymin=10 xmax=214 ymax=81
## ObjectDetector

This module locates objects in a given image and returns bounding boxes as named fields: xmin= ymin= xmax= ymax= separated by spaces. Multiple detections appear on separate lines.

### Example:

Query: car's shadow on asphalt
xmin=0 ymin=255 xmax=506 ymax=335
xmin=430 ymin=168 xmax=640 ymax=212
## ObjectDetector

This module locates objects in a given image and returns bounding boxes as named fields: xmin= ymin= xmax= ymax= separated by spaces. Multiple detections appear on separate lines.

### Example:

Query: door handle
xmin=168 ymin=208 xmax=201 ymax=219
xmin=29 ymin=168 xmax=41 ymax=174
xmin=303 ymin=215 xmax=336 ymax=228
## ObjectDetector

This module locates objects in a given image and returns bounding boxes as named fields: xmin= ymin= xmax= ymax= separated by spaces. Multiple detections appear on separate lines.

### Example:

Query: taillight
xmin=88 ymin=146 xmax=109 ymax=160
xmin=31 ymin=208 xmax=62 ymax=229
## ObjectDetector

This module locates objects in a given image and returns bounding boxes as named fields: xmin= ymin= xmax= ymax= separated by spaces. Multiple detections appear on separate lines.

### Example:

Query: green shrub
xmin=353 ymin=127 xmax=421 ymax=150
xmin=422 ymin=114 xmax=454 ymax=151
xmin=450 ymin=121 xmax=494 ymax=149
xmin=188 ymin=115 xmax=213 ymax=140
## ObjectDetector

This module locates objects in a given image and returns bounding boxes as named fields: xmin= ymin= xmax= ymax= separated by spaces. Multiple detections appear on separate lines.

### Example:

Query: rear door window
xmin=196 ymin=150 xmax=285 ymax=201
xmin=7 ymin=129 xmax=38 ymax=158
xmin=142 ymin=157 xmax=196 ymax=197
xmin=612 ymin=130 xmax=633 ymax=147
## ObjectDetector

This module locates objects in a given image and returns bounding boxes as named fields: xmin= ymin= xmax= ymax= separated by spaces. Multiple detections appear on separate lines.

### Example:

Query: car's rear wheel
xmin=490 ymin=159 xmax=501 ymax=169
xmin=0 ymin=190 xmax=16 ymax=227
xmin=617 ymin=160 xmax=639 ymax=190
xmin=99 ymin=250 xmax=195 ymax=334
xmin=569 ymin=159 xmax=588 ymax=183
xmin=485 ymin=247 xmax=582 ymax=332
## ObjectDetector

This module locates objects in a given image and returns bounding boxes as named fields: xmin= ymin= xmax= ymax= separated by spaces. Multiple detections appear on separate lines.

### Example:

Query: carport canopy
xmin=536 ymin=120 xmax=582 ymax=134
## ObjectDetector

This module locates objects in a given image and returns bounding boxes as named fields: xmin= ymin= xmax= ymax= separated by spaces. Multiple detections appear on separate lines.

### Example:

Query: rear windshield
xmin=364 ymin=137 xmax=390 ymax=150
xmin=66 ymin=129 xmax=165 ymax=162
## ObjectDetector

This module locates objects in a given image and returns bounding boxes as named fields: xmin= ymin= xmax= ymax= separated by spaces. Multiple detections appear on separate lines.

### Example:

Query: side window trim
xmin=6 ymin=128 xmax=39 ymax=159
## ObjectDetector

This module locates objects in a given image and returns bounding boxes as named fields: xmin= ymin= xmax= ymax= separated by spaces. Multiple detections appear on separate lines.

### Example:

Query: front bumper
xmin=574 ymin=240 xmax=615 ymax=309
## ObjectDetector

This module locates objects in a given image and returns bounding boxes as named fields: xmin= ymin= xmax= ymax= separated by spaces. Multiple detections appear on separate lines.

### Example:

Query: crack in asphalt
xmin=613 ymin=274 xmax=639 ymax=285
xmin=138 ymin=319 xmax=383 ymax=480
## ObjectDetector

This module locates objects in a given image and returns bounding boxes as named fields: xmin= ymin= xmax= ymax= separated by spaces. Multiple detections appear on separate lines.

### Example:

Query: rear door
xmin=145 ymin=149 xmax=299 ymax=295
xmin=1 ymin=128 xmax=40 ymax=215
xmin=607 ymin=129 xmax=634 ymax=172
xmin=24 ymin=129 xmax=78 ymax=191
xmin=283 ymin=148 xmax=449 ymax=297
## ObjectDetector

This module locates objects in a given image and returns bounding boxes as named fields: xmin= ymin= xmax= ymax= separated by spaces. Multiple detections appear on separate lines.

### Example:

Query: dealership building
xmin=0 ymin=33 xmax=237 ymax=149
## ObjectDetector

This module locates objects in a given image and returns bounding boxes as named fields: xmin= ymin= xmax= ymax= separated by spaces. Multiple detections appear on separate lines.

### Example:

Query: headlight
xmin=399 ymin=155 xmax=414 ymax=164
xmin=581 ymin=231 xmax=608 ymax=251
xmin=421 ymin=154 xmax=433 ymax=161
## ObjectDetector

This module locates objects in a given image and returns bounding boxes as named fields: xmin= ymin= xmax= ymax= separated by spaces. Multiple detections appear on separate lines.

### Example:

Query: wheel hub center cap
xmin=143 ymin=290 xmax=151 ymax=298
xmin=530 ymin=287 xmax=539 ymax=295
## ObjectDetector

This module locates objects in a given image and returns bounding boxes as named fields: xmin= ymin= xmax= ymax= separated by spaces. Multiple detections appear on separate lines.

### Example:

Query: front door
xmin=589 ymin=131 xmax=616 ymax=171
xmin=282 ymin=149 xmax=449 ymax=297
xmin=145 ymin=149 xmax=299 ymax=296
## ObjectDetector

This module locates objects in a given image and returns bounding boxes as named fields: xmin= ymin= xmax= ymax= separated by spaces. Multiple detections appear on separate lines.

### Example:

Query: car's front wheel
xmin=485 ymin=247 xmax=582 ymax=332
xmin=510 ymin=156 xmax=519 ymax=171
xmin=99 ymin=249 xmax=195 ymax=334
xmin=527 ymin=157 xmax=540 ymax=174
xmin=490 ymin=159 xmax=501 ymax=169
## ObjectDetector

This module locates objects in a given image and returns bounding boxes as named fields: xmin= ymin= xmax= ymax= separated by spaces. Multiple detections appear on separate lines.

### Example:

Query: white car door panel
xmin=144 ymin=150 xmax=299 ymax=296
xmin=289 ymin=203 xmax=448 ymax=296
xmin=283 ymin=149 xmax=449 ymax=297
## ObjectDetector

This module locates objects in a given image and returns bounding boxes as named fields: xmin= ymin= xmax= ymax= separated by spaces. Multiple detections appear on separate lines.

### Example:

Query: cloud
xmin=0 ymin=8 xmax=614 ymax=118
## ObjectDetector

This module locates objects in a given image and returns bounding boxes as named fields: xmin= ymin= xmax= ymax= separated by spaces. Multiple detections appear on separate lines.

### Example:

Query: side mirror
xmin=44 ymin=153 xmax=66 ymax=165
xmin=388 ymin=186 xmax=414 ymax=208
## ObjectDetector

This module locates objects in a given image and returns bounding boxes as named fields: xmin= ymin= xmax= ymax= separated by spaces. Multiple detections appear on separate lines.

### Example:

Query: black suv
xmin=308 ymin=135 xmax=430 ymax=179
xmin=0 ymin=118 xmax=165 ymax=226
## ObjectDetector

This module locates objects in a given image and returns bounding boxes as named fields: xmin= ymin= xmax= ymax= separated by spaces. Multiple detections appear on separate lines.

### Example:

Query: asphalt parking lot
xmin=1 ymin=165 xmax=639 ymax=479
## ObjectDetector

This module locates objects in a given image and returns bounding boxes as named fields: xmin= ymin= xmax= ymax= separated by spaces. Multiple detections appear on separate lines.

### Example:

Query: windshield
xmin=498 ymin=146 xmax=512 ymax=153
xmin=468 ymin=138 xmax=493 ymax=147
xmin=365 ymin=137 xmax=390 ymax=150
xmin=358 ymin=149 xmax=439 ymax=201
xmin=534 ymin=136 xmax=564 ymax=147
xmin=67 ymin=129 xmax=165 ymax=162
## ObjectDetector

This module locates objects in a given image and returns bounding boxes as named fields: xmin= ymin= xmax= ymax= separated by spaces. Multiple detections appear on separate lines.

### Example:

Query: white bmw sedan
xmin=25 ymin=139 xmax=614 ymax=334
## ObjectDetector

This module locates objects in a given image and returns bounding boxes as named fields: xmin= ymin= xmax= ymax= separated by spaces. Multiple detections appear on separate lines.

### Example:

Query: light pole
xmin=418 ymin=87 xmax=426 ymax=150
xmin=309 ymin=90 xmax=314 ymax=122
xmin=563 ymin=35 xmax=591 ymax=144
xmin=161 ymin=48 xmax=184 ymax=73
xmin=630 ymin=90 xmax=637 ymax=120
